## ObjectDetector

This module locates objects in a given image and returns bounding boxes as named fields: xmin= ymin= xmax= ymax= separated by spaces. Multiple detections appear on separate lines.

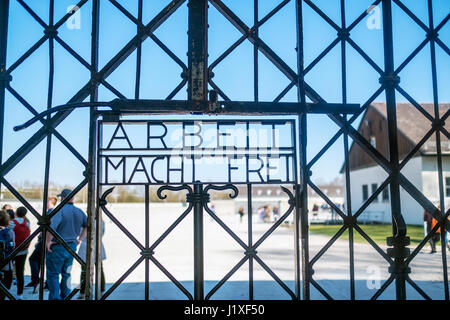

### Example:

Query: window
xmin=382 ymin=187 xmax=389 ymax=202
xmin=371 ymin=183 xmax=378 ymax=202
xmin=362 ymin=184 xmax=369 ymax=201
xmin=446 ymin=177 xmax=450 ymax=197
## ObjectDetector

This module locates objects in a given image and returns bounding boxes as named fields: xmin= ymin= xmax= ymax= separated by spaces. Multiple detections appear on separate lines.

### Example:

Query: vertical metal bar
xmin=135 ymin=0 xmax=143 ymax=99
xmin=340 ymin=0 xmax=355 ymax=301
xmin=95 ymin=113 xmax=103 ymax=301
xmin=293 ymin=183 xmax=301 ymax=300
xmin=42 ymin=0 xmax=54 ymax=248
xmin=85 ymin=0 xmax=100 ymax=301
xmin=0 ymin=0 xmax=9 ymax=199
xmin=295 ymin=0 xmax=310 ymax=300
xmin=427 ymin=0 xmax=449 ymax=300
xmin=38 ymin=0 xmax=55 ymax=301
xmin=193 ymin=182 xmax=204 ymax=300
xmin=188 ymin=0 xmax=208 ymax=296
xmin=187 ymin=0 xmax=208 ymax=108
xmin=94 ymin=150 xmax=103 ymax=301
xmin=247 ymin=183 xmax=253 ymax=300
xmin=94 ymin=181 xmax=102 ymax=300
xmin=145 ymin=184 xmax=150 ymax=300
xmin=38 ymin=227 xmax=47 ymax=300
xmin=253 ymin=0 xmax=259 ymax=102
xmin=292 ymin=110 xmax=301 ymax=299
xmin=344 ymin=130 xmax=356 ymax=300
xmin=381 ymin=0 xmax=407 ymax=300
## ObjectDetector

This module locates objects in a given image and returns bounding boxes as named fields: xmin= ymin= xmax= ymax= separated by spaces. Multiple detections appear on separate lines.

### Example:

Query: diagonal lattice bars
xmin=0 ymin=0 xmax=448 ymax=301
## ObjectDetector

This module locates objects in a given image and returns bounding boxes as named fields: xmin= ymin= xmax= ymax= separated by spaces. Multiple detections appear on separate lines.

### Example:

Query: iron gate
xmin=0 ymin=0 xmax=449 ymax=300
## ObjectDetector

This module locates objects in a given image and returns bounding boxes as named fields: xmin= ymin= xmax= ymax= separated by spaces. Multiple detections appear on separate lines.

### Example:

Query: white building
xmin=342 ymin=102 xmax=450 ymax=226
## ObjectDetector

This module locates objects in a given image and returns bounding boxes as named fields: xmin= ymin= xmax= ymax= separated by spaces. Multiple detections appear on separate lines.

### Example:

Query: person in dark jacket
xmin=26 ymin=197 xmax=56 ymax=292
xmin=0 ymin=210 xmax=15 ymax=300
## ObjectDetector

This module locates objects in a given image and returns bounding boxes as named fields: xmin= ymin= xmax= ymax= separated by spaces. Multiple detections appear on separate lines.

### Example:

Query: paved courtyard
xmin=7 ymin=201 xmax=449 ymax=300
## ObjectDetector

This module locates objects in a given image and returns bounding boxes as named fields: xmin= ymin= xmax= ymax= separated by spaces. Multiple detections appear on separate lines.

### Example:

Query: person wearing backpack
xmin=12 ymin=206 xmax=31 ymax=300
xmin=0 ymin=210 xmax=15 ymax=300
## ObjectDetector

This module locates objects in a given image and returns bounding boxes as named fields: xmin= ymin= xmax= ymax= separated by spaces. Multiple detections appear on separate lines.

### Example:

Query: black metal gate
xmin=0 ymin=0 xmax=448 ymax=301
xmin=94 ymin=117 xmax=302 ymax=300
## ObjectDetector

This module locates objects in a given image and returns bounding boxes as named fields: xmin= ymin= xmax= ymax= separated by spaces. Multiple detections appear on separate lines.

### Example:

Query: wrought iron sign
xmin=99 ymin=119 xmax=297 ymax=185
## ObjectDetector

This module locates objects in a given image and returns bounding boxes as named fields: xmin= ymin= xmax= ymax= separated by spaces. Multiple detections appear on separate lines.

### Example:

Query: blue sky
xmin=2 ymin=0 xmax=449 ymax=188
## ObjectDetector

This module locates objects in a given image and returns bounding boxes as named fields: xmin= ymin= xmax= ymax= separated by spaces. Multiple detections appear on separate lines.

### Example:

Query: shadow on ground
xmin=95 ymin=279 xmax=445 ymax=300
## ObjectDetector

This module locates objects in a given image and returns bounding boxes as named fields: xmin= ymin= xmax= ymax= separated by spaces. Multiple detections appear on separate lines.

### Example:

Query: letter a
xmin=107 ymin=123 xmax=133 ymax=149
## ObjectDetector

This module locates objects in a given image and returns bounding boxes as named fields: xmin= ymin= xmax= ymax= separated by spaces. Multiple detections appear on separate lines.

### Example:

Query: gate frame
xmin=0 ymin=0 xmax=448 ymax=301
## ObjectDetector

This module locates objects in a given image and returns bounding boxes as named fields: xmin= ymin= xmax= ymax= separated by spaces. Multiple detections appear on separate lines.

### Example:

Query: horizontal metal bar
xmin=99 ymin=181 xmax=297 ymax=186
xmin=105 ymin=99 xmax=359 ymax=115
xmin=100 ymin=118 xmax=295 ymax=125
xmin=15 ymin=99 xmax=359 ymax=131
xmin=216 ymin=101 xmax=360 ymax=114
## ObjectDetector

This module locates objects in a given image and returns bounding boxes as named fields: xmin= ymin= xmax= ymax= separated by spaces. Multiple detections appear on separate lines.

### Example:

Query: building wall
xmin=348 ymin=157 xmax=424 ymax=225
xmin=399 ymin=156 xmax=424 ymax=225
xmin=346 ymin=106 xmax=417 ymax=172
xmin=421 ymin=156 xmax=450 ymax=207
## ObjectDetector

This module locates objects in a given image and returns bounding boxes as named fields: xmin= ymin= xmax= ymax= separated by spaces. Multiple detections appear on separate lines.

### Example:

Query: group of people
xmin=311 ymin=203 xmax=345 ymax=221
xmin=0 ymin=204 xmax=31 ymax=300
xmin=255 ymin=205 xmax=280 ymax=223
xmin=0 ymin=188 xmax=106 ymax=300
